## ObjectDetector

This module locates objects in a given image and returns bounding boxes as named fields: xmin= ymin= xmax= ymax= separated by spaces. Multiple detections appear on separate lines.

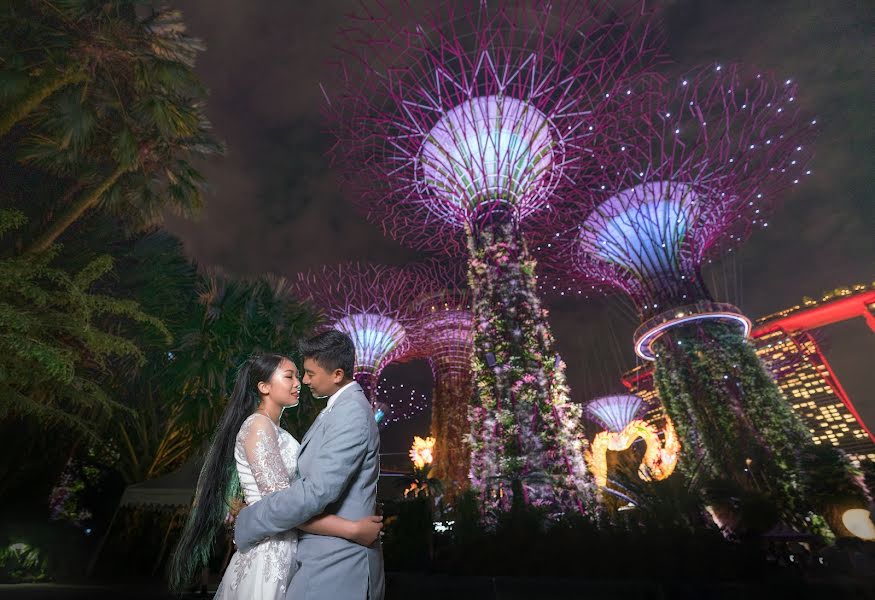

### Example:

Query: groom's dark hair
xmin=300 ymin=330 xmax=355 ymax=379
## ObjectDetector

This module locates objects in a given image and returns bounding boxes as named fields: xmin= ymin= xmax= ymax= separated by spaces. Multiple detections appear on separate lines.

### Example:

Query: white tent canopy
xmin=88 ymin=458 xmax=203 ymax=576
xmin=119 ymin=458 xmax=202 ymax=508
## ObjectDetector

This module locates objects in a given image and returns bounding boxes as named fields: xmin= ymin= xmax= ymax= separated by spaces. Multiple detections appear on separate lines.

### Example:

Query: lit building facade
xmin=623 ymin=284 xmax=875 ymax=464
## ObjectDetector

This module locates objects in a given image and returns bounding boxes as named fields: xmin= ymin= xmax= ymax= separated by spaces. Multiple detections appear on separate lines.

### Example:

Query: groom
xmin=234 ymin=330 xmax=385 ymax=600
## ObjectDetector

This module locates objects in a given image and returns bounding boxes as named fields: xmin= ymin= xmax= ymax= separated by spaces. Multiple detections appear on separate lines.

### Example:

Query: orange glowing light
xmin=585 ymin=417 xmax=681 ymax=487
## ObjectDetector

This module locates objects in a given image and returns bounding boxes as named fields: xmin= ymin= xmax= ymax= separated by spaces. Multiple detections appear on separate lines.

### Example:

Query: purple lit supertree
xmin=328 ymin=0 xmax=661 ymax=514
xmin=557 ymin=64 xmax=836 ymax=532
xmin=294 ymin=263 xmax=439 ymax=404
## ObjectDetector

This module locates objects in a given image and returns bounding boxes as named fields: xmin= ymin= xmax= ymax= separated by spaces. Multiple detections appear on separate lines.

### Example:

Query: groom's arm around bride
xmin=233 ymin=330 xmax=384 ymax=600
xmin=234 ymin=393 xmax=373 ymax=547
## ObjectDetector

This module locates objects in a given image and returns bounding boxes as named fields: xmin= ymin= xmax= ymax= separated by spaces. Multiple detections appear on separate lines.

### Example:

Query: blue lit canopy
xmin=580 ymin=181 xmax=698 ymax=278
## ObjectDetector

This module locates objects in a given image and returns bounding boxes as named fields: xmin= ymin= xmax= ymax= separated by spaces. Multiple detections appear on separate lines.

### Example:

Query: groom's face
xmin=302 ymin=357 xmax=344 ymax=399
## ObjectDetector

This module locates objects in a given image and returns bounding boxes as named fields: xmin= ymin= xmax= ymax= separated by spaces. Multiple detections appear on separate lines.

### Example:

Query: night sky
xmin=165 ymin=0 xmax=875 ymax=455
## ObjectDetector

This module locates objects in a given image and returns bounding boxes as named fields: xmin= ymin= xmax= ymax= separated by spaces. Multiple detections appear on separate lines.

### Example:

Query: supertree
xmin=406 ymin=287 xmax=475 ymax=495
xmin=559 ymin=64 xmax=837 ymax=532
xmin=293 ymin=263 xmax=440 ymax=403
xmin=328 ymin=0 xmax=661 ymax=513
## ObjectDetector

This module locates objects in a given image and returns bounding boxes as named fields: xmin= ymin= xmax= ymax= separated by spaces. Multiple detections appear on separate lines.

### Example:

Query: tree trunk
xmin=0 ymin=68 xmax=85 ymax=138
xmin=25 ymin=163 xmax=128 ymax=255
xmin=430 ymin=372 xmax=473 ymax=500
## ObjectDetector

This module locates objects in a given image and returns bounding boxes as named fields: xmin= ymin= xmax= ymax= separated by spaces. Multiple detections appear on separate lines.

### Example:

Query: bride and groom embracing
xmin=171 ymin=330 xmax=385 ymax=600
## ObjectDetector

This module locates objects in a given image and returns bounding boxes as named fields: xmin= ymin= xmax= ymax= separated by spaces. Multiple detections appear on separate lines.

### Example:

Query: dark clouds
xmin=166 ymin=0 xmax=875 ymax=450
xmin=165 ymin=1 xmax=413 ymax=276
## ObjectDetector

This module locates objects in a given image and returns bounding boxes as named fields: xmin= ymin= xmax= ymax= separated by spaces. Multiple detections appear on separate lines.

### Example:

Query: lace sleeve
xmin=242 ymin=414 xmax=291 ymax=495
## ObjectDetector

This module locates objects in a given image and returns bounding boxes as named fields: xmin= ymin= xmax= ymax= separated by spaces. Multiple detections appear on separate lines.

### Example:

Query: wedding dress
xmin=215 ymin=413 xmax=300 ymax=599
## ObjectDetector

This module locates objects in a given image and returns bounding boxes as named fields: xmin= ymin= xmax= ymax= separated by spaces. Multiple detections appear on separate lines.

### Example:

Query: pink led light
xmin=540 ymin=64 xmax=816 ymax=319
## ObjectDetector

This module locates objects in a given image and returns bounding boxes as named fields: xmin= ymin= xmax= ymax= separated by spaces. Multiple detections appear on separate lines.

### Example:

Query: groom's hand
xmin=351 ymin=515 xmax=384 ymax=547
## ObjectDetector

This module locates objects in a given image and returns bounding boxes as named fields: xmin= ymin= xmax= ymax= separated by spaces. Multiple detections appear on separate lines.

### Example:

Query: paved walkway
xmin=2 ymin=574 xmax=873 ymax=600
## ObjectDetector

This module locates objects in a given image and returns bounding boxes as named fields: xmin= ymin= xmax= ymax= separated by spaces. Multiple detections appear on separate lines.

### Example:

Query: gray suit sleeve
xmin=233 ymin=400 xmax=369 ymax=551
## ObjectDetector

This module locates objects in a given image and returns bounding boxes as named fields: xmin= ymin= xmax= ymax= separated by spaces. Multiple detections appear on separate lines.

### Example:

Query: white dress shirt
xmin=326 ymin=380 xmax=357 ymax=412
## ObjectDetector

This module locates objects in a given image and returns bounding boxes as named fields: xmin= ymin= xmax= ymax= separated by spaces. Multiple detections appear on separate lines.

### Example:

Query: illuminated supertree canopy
xmin=293 ymin=263 xmax=440 ymax=399
xmin=329 ymin=0 xmax=661 ymax=252
xmin=334 ymin=313 xmax=406 ymax=374
xmin=571 ymin=64 xmax=815 ymax=359
xmin=328 ymin=0 xmax=662 ymax=514
xmin=585 ymin=394 xmax=644 ymax=433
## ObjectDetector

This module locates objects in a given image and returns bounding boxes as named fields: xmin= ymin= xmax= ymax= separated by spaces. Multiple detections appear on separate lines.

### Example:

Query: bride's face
xmin=261 ymin=358 xmax=301 ymax=408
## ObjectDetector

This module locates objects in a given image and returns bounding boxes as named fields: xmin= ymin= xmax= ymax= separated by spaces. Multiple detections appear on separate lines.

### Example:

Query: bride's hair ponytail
xmin=169 ymin=353 xmax=287 ymax=591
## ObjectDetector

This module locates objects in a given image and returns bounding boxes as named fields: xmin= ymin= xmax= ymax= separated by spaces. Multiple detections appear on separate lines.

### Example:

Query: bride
xmin=170 ymin=354 xmax=383 ymax=598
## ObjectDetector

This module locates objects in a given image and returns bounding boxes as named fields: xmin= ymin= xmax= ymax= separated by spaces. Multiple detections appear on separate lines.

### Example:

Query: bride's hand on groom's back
xmin=224 ymin=497 xmax=246 ymax=527
xmin=351 ymin=515 xmax=383 ymax=547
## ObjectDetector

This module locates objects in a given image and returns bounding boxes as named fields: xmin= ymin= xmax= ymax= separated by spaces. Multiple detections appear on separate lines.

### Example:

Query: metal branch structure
xmin=371 ymin=380 xmax=430 ymax=429
xmin=557 ymin=65 xmax=833 ymax=532
xmin=329 ymin=0 xmax=661 ymax=252
xmin=328 ymin=0 xmax=662 ymax=514
xmin=572 ymin=64 xmax=815 ymax=359
xmin=585 ymin=394 xmax=644 ymax=433
xmin=294 ymin=263 xmax=441 ymax=401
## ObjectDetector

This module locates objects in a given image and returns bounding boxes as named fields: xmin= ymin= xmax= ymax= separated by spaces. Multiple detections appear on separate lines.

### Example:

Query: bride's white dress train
xmin=215 ymin=413 xmax=300 ymax=600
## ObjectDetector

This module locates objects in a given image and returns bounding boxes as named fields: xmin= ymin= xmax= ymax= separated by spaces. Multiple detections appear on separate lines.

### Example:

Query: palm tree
xmin=170 ymin=272 xmax=321 ymax=446
xmin=115 ymin=369 xmax=192 ymax=484
xmin=0 ymin=1 xmax=87 ymax=137
xmin=0 ymin=1 xmax=222 ymax=254
xmin=85 ymin=228 xmax=200 ymax=483
xmin=101 ymin=253 xmax=321 ymax=482
xmin=0 ymin=209 xmax=169 ymax=440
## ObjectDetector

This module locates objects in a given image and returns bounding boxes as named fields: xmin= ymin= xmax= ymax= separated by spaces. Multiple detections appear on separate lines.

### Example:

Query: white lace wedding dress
xmin=215 ymin=413 xmax=300 ymax=600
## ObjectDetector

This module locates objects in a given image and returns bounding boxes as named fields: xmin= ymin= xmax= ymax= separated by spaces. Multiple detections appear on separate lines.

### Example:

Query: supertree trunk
xmin=653 ymin=321 xmax=833 ymax=536
xmin=429 ymin=371 xmax=474 ymax=498
xmin=355 ymin=372 xmax=377 ymax=403
xmin=465 ymin=217 xmax=592 ymax=515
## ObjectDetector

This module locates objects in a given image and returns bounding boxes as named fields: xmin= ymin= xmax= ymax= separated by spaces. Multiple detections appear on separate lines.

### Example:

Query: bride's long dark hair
xmin=169 ymin=353 xmax=287 ymax=590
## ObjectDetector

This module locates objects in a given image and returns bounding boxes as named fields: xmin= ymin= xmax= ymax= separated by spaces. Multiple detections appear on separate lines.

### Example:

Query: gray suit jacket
xmin=234 ymin=382 xmax=384 ymax=600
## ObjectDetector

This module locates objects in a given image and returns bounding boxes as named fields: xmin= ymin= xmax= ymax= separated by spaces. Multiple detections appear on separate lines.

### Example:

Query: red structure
xmin=623 ymin=284 xmax=875 ymax=464
xmin=756 ymin=287 xmax=875 ymax=336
